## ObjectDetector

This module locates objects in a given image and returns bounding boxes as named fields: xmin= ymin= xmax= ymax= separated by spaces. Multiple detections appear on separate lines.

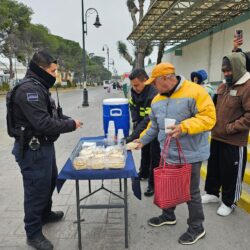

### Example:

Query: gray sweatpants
xmin=163 ymin=162 xmax=204 ymax=231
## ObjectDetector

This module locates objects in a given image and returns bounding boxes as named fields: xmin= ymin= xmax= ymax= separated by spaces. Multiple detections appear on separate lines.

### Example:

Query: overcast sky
xmin=17 ymin=0 xmax=154 ymax=75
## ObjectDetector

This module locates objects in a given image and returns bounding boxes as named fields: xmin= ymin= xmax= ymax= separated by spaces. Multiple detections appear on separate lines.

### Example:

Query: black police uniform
xmin=10 ymin=61 xmax=76 ymax=239
xmin=127 ymin=85 xmax=161 ymax=187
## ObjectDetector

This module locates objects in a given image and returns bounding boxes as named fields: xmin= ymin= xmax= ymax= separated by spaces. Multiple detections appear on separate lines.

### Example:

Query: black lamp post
xmin=81 ymin=0 xmax=101 ymax=107
xmin=102 ymin=44 xmax=111 ymax=82
xmin=109 ymin=58 xmax=115 ymax=82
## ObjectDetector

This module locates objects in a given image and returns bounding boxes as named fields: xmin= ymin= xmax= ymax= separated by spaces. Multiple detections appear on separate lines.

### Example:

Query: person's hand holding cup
xmin=165 ymin=118 xmax=176 ymax=133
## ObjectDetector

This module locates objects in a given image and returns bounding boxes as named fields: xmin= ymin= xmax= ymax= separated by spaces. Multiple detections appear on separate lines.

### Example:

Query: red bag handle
xmin=159 ymin=136 xmax=187 ymax=168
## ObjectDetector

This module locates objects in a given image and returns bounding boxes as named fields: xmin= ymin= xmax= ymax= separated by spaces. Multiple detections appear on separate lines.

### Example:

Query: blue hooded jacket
xmin=190 ymin=69 xmax=208 ymax=84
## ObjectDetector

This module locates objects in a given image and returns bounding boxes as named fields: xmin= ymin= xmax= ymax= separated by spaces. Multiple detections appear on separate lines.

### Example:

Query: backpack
xmin=6 ymin=79 xmax=31 ymax=137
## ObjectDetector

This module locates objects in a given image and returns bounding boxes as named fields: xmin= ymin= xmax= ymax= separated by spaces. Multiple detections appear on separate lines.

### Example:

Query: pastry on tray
xmin=91 ymin=160 xmax=105 ymax=169
xmin=126 ymin=142 xmax=138 ymax=150
xmin=107 ymin=154 xmax=125 ymax=169
xmin=108 ymin=161 xmax=125 ymax=169
xmin=73 ymin=157 xmax=88 ymax=170
xmin=79 ymin=149 xmax=94 ymax=157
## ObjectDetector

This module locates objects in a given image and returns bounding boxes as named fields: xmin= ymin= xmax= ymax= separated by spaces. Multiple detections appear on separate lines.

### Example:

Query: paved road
xmin=0 ymin=87 xmax=249 ymax=250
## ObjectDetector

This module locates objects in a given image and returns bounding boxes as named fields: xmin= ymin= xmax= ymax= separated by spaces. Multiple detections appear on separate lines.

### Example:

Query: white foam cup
xmin=165 ymin=118 xmax=176 ymax=133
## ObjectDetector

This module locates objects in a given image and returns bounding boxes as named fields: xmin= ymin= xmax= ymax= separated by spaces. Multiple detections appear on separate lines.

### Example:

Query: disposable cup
xmin=165 ymin=118 xmax=176 ymax=133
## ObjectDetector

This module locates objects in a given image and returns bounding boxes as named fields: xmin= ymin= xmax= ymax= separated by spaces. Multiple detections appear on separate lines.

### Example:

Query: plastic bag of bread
xmin=90 ymin=154 xmax=105 ymax=169
xmin=73 ymin=156 xmax=88 ymax=170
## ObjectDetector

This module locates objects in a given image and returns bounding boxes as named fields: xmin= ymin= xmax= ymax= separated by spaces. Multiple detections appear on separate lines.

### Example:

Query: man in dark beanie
xmin=8 ymin=50 xmax=81 ymax=250
xmin=202 ymin=52 xmax=250 ymax=216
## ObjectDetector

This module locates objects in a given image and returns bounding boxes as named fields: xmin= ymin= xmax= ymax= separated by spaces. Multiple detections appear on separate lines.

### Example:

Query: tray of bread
xmin=72 ymin=140 xmax=126 ymax=170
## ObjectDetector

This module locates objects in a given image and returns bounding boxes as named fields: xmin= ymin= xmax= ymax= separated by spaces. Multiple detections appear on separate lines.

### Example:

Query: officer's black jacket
xmin=127 ymin=85 xmax=158 ymax=142
xmin=12 ymin=70 xmax=76 ymax=136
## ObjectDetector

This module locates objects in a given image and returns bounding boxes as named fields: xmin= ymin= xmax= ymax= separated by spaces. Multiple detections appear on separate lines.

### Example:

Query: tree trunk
xmin=8 ymin=57 xmax=14 ymax=79
xmin=138 ymin=0 xmax=144 ymax=21
xmin=157 ymin=41 xmax=165 ymax=64
xmin=131 ymin=11 xmax=137 ymax=29
xmin=135 ymin=45 xmax=145 ymax=69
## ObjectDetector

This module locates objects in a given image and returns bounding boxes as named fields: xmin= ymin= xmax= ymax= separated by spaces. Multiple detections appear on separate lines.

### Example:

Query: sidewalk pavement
xmin=0 ymin=87 xmax=249 ymax=250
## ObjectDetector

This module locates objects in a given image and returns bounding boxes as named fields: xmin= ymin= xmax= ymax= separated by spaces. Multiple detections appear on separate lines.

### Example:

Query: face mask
xmin=225 ymin=75 xmax=234 ymax=87
xmin=29 ymin=60 xmax=56 ymax=89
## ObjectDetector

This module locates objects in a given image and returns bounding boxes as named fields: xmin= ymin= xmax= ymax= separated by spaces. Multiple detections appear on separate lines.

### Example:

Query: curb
xmin=201 ymin=165 xmax=250 ymax=214
xmin=243 ymin=168 xmax=250 ymax=185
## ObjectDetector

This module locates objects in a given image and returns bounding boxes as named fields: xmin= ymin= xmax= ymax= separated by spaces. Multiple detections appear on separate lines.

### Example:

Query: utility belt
xmin=14 ymin=128 xmax=57 ymax=158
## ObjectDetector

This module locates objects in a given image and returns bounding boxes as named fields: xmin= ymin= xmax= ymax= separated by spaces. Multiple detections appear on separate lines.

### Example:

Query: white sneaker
xmin=201 ymin=194 xmax=220 ymax=204
xmin=217 ymin=203 xmax=233 ymax=216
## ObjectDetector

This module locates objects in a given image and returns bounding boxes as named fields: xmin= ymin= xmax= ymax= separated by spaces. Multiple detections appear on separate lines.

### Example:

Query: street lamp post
xmin=102 ymin=45 xmax=111 ymax=82
xmin=81 ymin=0 xmax=101 ymax=107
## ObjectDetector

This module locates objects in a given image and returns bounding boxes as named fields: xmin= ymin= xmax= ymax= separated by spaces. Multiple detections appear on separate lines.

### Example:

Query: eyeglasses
xmin=156 ymin=75 xmax=173 ymax=81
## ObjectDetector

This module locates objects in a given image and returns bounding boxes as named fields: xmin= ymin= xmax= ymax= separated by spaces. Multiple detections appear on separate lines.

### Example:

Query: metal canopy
xmin=127 ymin=0 xmax=250 ymax=45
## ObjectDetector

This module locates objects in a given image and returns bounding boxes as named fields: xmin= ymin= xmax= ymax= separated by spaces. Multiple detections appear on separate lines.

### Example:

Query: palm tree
xmin=117 ymin=41 xmax=134 ymax=67
xmin=127 ymin=0 xmax=138 ymax=29
xmin=118 ymin=0 xmax=165 ymax=69
xmin=157 ymin=41 xmax=165 ymax=64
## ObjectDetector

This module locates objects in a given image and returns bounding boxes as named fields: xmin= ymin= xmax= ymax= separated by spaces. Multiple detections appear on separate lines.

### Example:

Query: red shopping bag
xmin=153 ymin=136 xmax=192 ymax=209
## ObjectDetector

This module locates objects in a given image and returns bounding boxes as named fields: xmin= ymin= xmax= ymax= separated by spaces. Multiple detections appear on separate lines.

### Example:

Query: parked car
xmin=103 ymin=80 xmax=111 ymax=89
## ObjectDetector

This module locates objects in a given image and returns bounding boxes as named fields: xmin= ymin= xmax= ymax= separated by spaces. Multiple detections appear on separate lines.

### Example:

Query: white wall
xmin=155 ymin=18 xmax=250 ymax=82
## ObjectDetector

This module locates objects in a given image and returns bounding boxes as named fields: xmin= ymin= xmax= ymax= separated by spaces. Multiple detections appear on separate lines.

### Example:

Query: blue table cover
xmin=56 ymin=136 xmax=141 ymax=199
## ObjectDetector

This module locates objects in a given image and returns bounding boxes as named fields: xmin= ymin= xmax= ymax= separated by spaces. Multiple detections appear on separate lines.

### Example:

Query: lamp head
xmin=93 ymin=15 xmax=101 ymax=28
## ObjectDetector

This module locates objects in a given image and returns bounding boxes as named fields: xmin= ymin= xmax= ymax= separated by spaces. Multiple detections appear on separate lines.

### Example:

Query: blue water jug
xmin=103 ymin=98 xmax=130 ymax=137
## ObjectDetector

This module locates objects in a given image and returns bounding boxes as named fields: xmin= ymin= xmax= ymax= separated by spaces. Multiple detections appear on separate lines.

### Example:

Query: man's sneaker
xmin=144 ymin=186 xmax=154 ymax=197
xmin=217 ymin=203 xmax=233 ymax=216
xmin=201 ymin=194 xmax=220 ymax=204
xmin=148 ymin=214 xmax=176 ymax=227
xmin=178 ymin=228 xmax=206 ymax=245
xmin=27 ymin=233 xmax=53 ymax=250
xmin=42 ymin=211 xmax=64 ymax=225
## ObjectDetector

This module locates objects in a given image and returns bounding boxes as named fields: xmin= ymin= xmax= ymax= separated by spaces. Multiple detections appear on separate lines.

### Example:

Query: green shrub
xmin=0 ymin=82 xmax=10 ymax=91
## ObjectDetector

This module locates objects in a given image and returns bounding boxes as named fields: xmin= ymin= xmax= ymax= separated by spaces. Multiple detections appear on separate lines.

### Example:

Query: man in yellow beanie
xmin=136 ymin=62 xmax=216 ymax=245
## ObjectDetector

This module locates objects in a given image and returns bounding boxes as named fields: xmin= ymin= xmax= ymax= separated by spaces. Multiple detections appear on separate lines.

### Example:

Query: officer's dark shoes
xmin=42 ymin=211 xmax=64 ymax=225
xmin=27 ymin=233 xmax=53 ymax=250
xmin=178 ymin=228 xmax=206 ymax=245
xmin=148 ymin=214 xmax=176 ymax=227
xmin=144 ymin=186 xmax=154 ymax=197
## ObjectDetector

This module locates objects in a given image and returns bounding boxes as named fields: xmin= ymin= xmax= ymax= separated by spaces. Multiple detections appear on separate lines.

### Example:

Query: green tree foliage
xmin=86 ymin=56 xmax=111 ymax=83
xmin=0 ymin=0 xmax=110 ymax=83
xmin=0 ymin=0 xmax=32 ymax=78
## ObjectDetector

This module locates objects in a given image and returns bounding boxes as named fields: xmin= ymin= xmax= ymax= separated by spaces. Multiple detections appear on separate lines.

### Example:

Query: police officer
xmin=126 ymin=69 xmax=161 ymax=197
xmin=10 ymin=51 xmax=81 ymax=250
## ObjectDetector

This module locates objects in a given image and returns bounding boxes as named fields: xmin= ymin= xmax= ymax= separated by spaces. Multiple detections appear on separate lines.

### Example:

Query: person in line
xmin=136 ymin=62 xmax=216 ymax=245
xmin=9 ymin=50 xmax=81 ymax=250
xmin=190 ymin=69 xmax=215 ymax=98
xmin=202 ymin=52 xmax=250 ymax=216
xmin=126 ymin=68 xmax=160 ymax=196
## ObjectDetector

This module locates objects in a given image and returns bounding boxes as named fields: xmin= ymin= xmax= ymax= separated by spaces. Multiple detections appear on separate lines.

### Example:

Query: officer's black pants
xmin=148 ymin=138 xmax=161 ymax=187
xmin=12 ymin=142 xmax=58 ymax=238
xmin=140 ymin=138 xmax=161 ymax=186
